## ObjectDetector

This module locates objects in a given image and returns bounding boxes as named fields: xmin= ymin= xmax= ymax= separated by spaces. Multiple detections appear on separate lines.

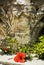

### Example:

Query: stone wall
xmin=0 ymin=0 xmax=44 ymax=45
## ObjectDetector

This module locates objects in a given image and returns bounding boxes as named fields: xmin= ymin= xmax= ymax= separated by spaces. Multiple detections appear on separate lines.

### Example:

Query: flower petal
xmin=14 ymin=56 xmax=19 ymax=62
xmin=18 ymin=59 xmax=25 ymax=63
xmin=14 ymin=52 xmax=26 ymax=63
xmin=21 ymin=53 xmax=26 ymax=59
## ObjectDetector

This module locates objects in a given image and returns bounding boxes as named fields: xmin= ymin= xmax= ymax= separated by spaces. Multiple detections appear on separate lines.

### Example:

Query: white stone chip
xmin=16 ymin=0 xmax=25 ymax=4
xmin=0 ymin=49 xmax=2 ymax=52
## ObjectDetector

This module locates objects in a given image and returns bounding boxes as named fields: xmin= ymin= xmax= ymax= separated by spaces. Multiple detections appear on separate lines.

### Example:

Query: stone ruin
xmin=0 ymin=0 xmax=44 ymax=45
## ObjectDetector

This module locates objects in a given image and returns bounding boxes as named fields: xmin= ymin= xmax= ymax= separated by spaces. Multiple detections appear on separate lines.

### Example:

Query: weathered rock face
xmin=0 ymin=0 xmax=44 ymax=44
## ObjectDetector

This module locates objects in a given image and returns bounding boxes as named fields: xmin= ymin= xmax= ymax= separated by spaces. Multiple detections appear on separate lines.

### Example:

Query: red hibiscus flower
xmin=14 ymin=52 xmax=26 ymax=63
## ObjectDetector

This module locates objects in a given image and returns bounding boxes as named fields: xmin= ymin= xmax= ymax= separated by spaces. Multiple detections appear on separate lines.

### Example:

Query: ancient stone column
xmin=7 ymin=0 xmax=35 ymax=44
xmin=0 ymin=0 xmax=44 ymax=44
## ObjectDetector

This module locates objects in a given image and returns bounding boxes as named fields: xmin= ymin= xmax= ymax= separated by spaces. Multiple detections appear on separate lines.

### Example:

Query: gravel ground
xmin=0 ymin=55 xmax=44 ymax=65
xmin=24 ymin=58 xmax=44 ymax=65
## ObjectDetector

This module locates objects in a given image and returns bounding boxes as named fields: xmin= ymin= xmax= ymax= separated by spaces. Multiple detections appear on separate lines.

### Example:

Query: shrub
xmin=3 ymin=36 xmax=19 ymax=54
xmin=18 ymin=44 xmax=30 ymax=54
xmin=33 ymin=35 xmax=44 ymax=59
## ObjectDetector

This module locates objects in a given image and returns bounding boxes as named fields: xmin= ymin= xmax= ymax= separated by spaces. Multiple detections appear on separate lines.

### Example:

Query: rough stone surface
xmin=0 ymin=0 xmax=44 ymax=45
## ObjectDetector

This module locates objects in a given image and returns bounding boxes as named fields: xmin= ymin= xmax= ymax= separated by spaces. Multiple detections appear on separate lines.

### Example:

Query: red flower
xmin=4 ymin=48 xmax=8 ymax=51
xmin=14 ymin=52 xmax=26 ymax=63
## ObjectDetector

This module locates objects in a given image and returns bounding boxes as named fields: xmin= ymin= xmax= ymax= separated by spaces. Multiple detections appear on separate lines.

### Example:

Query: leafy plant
xmin=33 ymin=35 xmax=44 ymax=59
xmin=18 ymin=44 xmax=32 ymax=60
xmin=5 ymin=36 xmax=19 ymax=54
xmin=18 ymin=44 xmax=30 ymax=54
xmin=6 ymin=36 xmax=18 ymax=43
